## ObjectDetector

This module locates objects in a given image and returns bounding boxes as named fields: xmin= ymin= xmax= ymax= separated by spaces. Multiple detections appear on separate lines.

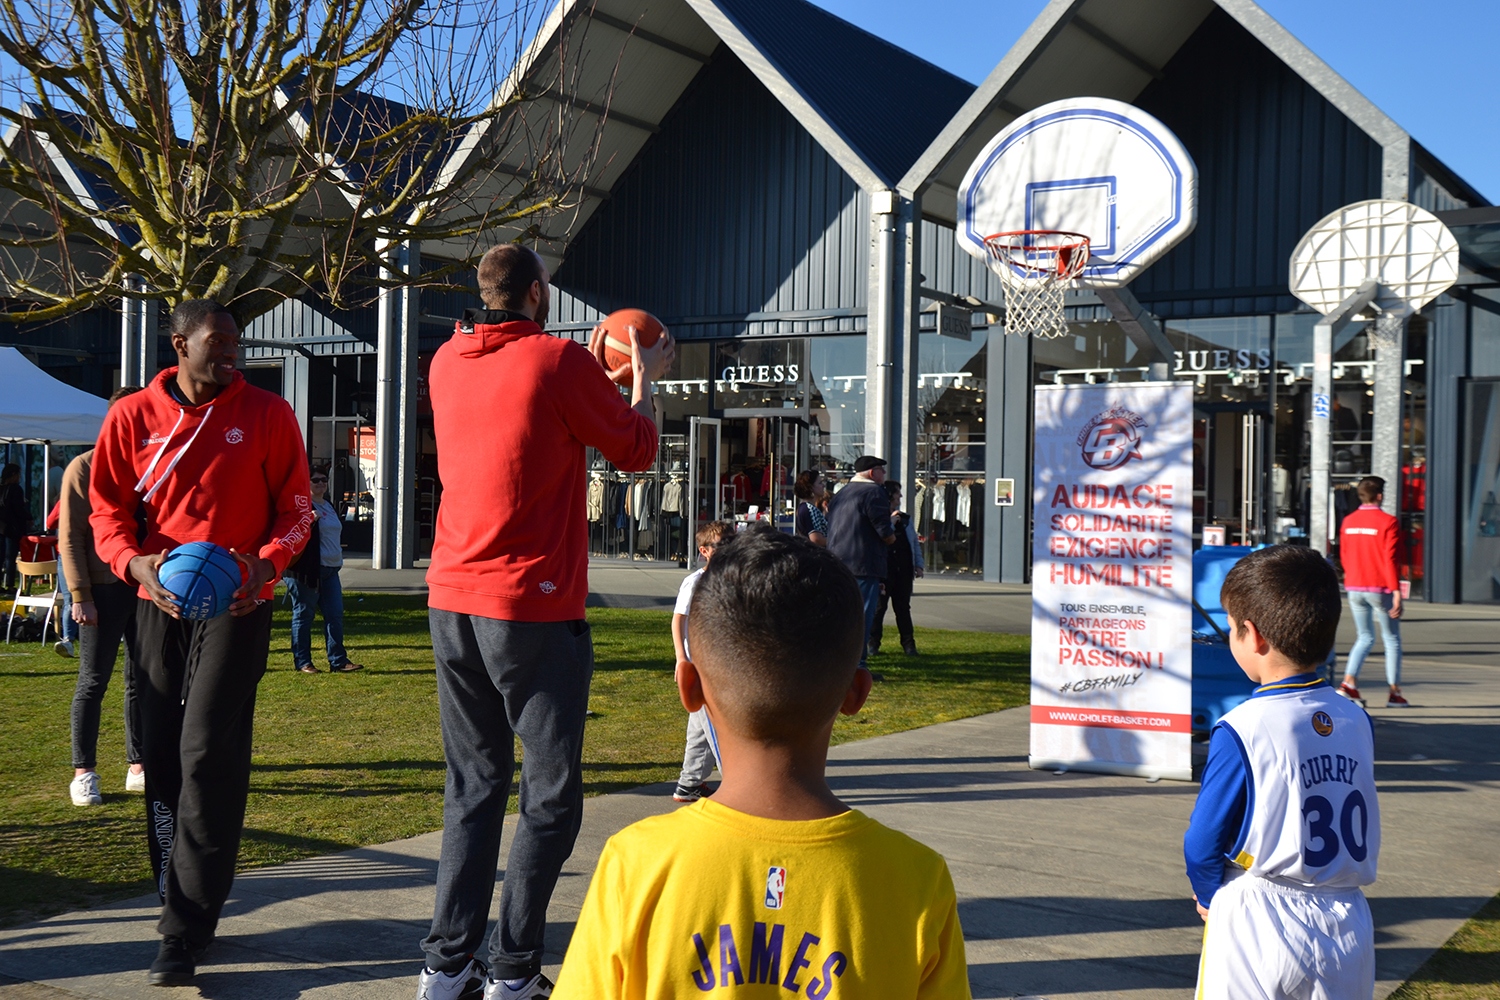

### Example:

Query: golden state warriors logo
xmin=1311 ymin=711 xmax=1334 ymax=737
xmin=1077 ymin=407 xmax=1147 ymax=471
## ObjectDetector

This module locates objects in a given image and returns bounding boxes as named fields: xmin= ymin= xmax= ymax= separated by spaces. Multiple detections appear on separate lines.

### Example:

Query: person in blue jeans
xmin=284 ymin=468 xmax=362 ymax=674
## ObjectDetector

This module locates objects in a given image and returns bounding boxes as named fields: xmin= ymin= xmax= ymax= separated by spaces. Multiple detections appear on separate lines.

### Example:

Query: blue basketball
xmin=158 ymin=542 xmax=243 ymax=620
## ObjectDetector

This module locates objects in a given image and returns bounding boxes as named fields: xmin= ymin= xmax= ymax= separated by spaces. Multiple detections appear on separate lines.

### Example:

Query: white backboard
xmin=957 ymin=97 xmax=1198 ymax=289
xmin=1289 ymin=199 xmax=1460 ymax=319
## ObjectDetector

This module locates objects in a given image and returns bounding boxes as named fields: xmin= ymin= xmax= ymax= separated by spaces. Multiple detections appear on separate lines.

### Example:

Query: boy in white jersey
xmin=1185 ymin=545 xmax=1380 ymax=999
xmin=555 ymin=526 xmax=970 ymax=999
xmin=671 ymin=521 xmax=730 ymax=802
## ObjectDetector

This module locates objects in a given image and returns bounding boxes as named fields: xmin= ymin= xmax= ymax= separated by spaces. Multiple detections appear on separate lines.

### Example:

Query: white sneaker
xmin=484 ymin=973 xmax=553 ymax=999
xmin=70 ymin=772 xmax=101 ymax=806
xmin=417 ymin=959 xmax=486 ymax=1000
xmin=126 ymin=768 xmax=146 ymax=793
xmin=54 ymin=639 xmax=74 ymax=658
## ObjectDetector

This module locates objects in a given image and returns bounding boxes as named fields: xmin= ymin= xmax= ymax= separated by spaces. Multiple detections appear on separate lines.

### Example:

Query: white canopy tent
xmin=0 ymin=347 xmax=108 ymax=444
xmin=0 ymin=346 xmax=109 ymax=517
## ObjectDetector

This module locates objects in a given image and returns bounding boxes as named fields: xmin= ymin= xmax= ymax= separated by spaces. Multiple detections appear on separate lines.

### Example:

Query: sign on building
xmin=1030 ymin=382 xmax=1195 ymax=781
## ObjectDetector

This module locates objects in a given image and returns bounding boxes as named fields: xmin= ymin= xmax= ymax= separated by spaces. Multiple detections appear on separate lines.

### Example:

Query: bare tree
xmin=0 ymin=0 xmax=615 ymax=325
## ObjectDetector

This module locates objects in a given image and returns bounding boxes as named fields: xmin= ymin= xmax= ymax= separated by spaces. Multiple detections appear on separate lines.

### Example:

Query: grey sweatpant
xmin=421 ymin=610 xmax=594 ymax=980
xmin=677 ymin=707 xmax=720 ymax=788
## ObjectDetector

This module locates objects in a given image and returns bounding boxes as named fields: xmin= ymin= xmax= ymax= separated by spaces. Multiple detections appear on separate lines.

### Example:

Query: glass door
xmin=688 ymin=417 xmax=722 ymax=566
xmin=1461 ymin=378 xmax=1500 ymax=603
xmin=1195 ymin=405 xmax=1270 ymax=546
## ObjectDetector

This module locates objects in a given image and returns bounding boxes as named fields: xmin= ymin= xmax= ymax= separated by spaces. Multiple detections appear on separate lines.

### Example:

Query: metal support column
xmin=866 ymin=190 xmax=900 ymax=467
xmin=119 ymin=276 xmax=158 ymax=387
xmin=373 ymin=241 xmax=421 ymax=569
xmin=893 ymin=193 xmax=921 ymax=493
xmin=1370 ymin=314 xmax=1405 ymax=519
xmin=1310 ymin=280 xmax=1378 ymax=555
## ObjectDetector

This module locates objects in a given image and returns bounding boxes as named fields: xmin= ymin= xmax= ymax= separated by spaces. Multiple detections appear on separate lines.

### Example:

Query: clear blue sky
xmin=810 ymin=0 xmax=1498 ymax=203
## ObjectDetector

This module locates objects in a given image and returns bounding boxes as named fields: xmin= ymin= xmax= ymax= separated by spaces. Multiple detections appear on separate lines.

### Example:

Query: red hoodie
xmin=90 ymin=368 xmax=313 ymax=600
xmin=1339 ymin=504 xmax=1400 ymax=593
xmin=427 ymin=316 xmax=658 ymax=621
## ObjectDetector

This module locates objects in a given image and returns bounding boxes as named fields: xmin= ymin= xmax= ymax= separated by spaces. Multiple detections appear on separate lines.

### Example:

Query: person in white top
xmin=284 ymin=467 xmax=362 ymax=674
xmin=1184 ymin=545 xmax=1379 ymax=999
xmin=670 ymin=520 xmax=731 ymax=802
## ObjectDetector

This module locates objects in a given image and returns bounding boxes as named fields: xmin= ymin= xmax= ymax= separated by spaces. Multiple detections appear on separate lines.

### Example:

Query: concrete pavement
xmin=2 ymin=599 xmax=1497 ymax=999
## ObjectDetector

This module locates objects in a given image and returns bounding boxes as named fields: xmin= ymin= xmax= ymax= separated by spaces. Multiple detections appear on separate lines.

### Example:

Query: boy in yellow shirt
xmin=554 ymin=527 xmax=970 ymax=999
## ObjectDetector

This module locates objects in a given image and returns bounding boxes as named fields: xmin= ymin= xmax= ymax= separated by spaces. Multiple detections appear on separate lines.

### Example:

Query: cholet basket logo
xmin=1076 ymin=406 xmax=1148 ymax=471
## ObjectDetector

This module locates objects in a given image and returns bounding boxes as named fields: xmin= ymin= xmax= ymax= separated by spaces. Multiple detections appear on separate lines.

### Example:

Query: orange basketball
xmin=591 ymin=308 xmax=665 ymax=387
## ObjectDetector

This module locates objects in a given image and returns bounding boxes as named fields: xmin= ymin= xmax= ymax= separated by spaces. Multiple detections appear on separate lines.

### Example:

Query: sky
xmin=809 ymin=0 xmax=1499 ymax=203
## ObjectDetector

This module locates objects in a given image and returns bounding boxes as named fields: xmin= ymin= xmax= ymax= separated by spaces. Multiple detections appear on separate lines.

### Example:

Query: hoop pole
xmin=1308 ymin=280 xmax=1378 ymax=555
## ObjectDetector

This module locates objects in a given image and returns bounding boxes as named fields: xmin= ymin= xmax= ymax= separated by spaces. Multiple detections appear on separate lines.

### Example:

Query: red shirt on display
xmin=1338 ymin=503 xmax=1401 ymax=593
xmin=90 ymin=368 xmax=313 ymax=600
xmin=426 ymin=315 xmax=658 ymax=621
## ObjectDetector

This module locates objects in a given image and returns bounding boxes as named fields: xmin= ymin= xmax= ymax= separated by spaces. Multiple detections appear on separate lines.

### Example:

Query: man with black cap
xmin=825 ymin=455 xmax=895 ymax=667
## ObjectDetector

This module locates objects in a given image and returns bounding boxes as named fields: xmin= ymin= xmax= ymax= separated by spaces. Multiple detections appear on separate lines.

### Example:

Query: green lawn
xmin=0 ymin=594 xmax=1029 ymax=927
xmin=1388 ymin=893 xmax=1500 ymax=1000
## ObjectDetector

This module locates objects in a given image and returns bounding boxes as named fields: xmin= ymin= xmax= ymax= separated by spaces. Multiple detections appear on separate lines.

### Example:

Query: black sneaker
xmin=902 ymin=641 xmax=919 ymax=656
xmin=672 ymin=783 xmax=713 ymax=803
xmin=148 ymin=935 xmax=207 ymax=986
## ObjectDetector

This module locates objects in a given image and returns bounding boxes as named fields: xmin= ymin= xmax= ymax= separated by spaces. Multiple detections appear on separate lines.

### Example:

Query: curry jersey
xmin=554 ymin=799 xmax=970 ymax=1000
xmin=1191 ymin=674 xmax=1380 ymax=896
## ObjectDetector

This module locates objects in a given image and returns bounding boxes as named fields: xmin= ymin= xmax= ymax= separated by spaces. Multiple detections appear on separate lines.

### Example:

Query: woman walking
xmin=285 ymin=468 xmax=362 ymax=674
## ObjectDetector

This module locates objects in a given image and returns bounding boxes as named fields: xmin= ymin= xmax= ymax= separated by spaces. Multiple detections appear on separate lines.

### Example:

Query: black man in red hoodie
xmin=91 ymin=299 xmax=312 ymax=986
xmin=417 ymin=245 xmax=673 ymax=1000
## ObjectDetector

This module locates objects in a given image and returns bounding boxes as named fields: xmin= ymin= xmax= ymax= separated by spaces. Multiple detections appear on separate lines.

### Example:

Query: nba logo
xmin=764 ymin=866 xmax=786 ymax=909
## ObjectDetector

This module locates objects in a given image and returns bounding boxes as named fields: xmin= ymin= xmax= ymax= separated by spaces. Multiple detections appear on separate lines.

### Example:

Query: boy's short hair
xmin=688 ymin=526 xmax=865 ymax=741
xmin=695 ymin=520 xmax=731 ymax=548
xmin=1219 ymin=545 xmax=1341 ymax=668
xmin=1356 ymin=476 xmax=1385 ymax=504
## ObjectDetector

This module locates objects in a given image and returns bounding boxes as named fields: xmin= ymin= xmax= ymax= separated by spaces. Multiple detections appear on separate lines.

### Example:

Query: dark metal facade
xmin=551 ymin=52 xmax=871 ymax=341
xmin=1127 ymin=9 xmax=1384 ymax=319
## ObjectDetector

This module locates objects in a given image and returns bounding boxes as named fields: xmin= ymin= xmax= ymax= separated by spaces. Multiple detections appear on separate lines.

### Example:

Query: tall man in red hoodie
xmin=91 ymin=299 xmax=313 ymax=986
xmin=1337 ymin=475 xmax=1407 ymax=708
xmin=418 ymin=245 xmax=672 ymax=1000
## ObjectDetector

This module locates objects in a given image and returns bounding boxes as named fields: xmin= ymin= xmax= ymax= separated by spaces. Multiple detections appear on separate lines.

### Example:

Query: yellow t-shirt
xmin=554 ymin=799 xmax=970 ymax=999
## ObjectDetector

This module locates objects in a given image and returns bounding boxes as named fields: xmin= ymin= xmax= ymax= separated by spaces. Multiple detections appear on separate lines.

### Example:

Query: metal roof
xmin=700 ymin=0 xmax=972 ymax=188
xmin=904 ymin=0 xmax=1488 ymax=224
xmin=427 ymin=0 xmax=975 ymax=268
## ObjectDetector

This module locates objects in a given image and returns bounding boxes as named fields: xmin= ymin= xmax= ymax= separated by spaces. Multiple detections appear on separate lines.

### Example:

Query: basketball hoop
xmin=982 ymin=230 xmax=1090 ymax=339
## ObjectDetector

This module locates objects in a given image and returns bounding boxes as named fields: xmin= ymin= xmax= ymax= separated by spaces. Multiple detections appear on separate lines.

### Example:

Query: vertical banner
xmin=1031 ymin=382 xmax=1195 ymax=780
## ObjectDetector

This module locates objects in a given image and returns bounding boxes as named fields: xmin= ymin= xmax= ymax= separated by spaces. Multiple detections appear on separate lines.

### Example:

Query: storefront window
xmin=808 ymin=336 xmax=867 ymax=469
xmin=1460 ymin=378 xmax=1500 ymax=603
xmin=914 ymin=327 xmax=988 ymax=574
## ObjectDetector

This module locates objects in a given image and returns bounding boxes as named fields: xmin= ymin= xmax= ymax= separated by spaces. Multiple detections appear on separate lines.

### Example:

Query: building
xmin=3 ymin=0 xmax=1498 ymax=601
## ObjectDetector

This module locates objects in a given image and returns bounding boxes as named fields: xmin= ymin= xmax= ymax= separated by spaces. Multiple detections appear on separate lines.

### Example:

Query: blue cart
xmin=1190 ymin=546 xmax=1258 ymax=734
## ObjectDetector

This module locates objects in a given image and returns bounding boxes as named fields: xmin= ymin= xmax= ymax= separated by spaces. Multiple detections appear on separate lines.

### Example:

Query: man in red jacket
xmin=1337 ymin=476 xmax=1407 ymax=708
xmin=418 ymin=245 xmax=672 ymax=1000
xmin=91 ymin=299 xmax=312 ymax=985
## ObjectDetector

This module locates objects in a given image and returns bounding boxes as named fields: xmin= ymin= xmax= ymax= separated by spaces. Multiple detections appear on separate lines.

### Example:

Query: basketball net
xmin=1370 ymin=312 xmax=1404 ymax=351
xmin=982 ymin=231 xmax=1091 ymax=339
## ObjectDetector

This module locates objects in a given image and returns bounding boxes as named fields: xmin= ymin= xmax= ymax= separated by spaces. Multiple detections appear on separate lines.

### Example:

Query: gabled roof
xmin=696 ymin=0 xmax=973 ymax=188
xmin=427 ymin=0 xmax=975 ymax=268
xmin=904 ymin=0 xmax=1488 ymax=224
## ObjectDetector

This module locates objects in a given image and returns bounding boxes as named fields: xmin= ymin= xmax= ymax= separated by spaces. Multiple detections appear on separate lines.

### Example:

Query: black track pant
xmin=136 ymin=599 xmax=272 ymax=947
xmin=70 ymin=581 xmax=142 ymax=769
xmin=873 ymin=575 xmax=915 ymax=648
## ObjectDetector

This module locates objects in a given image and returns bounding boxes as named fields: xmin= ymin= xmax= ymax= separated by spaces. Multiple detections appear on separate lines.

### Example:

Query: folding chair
xmin=7 ymin=558 xmax=61 ymax=645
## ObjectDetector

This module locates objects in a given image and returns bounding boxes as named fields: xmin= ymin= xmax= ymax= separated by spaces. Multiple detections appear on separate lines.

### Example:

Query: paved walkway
xmin=3 ymin=589 xmax=1495 ymax=998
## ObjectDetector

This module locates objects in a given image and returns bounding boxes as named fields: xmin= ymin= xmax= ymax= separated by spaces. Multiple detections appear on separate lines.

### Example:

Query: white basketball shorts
xmin=1196 ymin=875 xmax=1374 ymax=1000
